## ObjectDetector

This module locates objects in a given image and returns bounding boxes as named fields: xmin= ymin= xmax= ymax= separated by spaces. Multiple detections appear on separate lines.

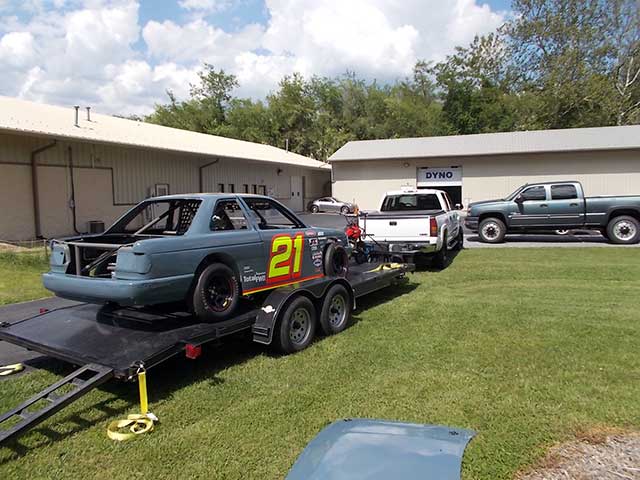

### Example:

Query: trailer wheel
xmin=606 ymin=215 xmax=640 ymax=244
xmin=319 ymin=284 xmax=352 ymax=335
xmin=192 ymin=263 xmax=240 ymax=321
xmin=324 ymin=242 xmax=349 ymax=277
xmin=274 ymin=296 xmax=317 ymax=353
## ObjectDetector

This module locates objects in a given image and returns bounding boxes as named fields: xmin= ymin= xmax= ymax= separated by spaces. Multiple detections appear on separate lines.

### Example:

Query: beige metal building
xmin=330 ymin=126 xmax=640 ymax=210
xmin=0 ymin=96 xmax=330 ymax=241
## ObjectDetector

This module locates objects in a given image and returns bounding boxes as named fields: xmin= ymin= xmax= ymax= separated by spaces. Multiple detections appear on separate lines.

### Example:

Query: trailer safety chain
xmin=0 ymin=363 xmax=24 ymax=376
xmin=107 ymin=364 xmax=158 ymax=441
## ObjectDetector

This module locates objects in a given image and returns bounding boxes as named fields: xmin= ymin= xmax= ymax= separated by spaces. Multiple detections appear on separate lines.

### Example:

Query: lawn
xmin=0 ymin=251 xmax=50 ymax=305
xmin=0 ymin=248 xmax=638 ymax=479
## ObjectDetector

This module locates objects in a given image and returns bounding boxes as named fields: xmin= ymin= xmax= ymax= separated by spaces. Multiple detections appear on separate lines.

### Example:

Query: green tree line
xmin=146 ymin=0 xmax=640 ymax=161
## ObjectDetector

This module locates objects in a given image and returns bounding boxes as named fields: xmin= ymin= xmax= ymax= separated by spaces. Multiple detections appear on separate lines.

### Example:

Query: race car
xmin=43 ymin=194 xmax=349 ymax=321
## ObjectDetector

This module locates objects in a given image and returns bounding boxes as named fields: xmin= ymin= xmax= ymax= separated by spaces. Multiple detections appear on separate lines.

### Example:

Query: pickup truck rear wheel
xmin=606 ymin=215 xmax=640 ymax=244
xmin=433 ymin=234 xmax=450 ymax=270
xmin=478 ymin=217 xmax=506 ymax=243
xmin=192 ymin=263 xmax=240 ymax=322
xmin=274 ymin=295 xmax=317 ymax=353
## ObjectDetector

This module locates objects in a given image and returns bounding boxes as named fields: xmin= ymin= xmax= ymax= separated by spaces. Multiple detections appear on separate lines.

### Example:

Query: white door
xmin=290 ymin=176 xmax=303 ymax=212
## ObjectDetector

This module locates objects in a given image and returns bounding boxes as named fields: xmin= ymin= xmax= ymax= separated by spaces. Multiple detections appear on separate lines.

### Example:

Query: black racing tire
xmin=606 ymin=215 xmax=640 ymax=244
xmin=319 ymin=284 xmax=352 ymax=336
xmin=432 ymin=234 xmax=451 ymax=270
xmin=324 ymin=242 xmax=349 ymax=277
xmin=192 ymin=263 xmax=240 ymax=322
xmin=478 ymin=217 xmax=506 ymax=243
xmin=340 ymin=206 xmax=350 ymax=215
xmin=310 ymin=205 xmax=319 ymax=213
xmin=274 ymin=295 xmax=317 ymax=353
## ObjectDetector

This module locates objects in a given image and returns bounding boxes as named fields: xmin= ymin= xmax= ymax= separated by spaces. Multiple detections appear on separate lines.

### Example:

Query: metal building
xmin=0 ymin=97 xmax=330 ymax=241
xmin=329 ymin=125 xmax=640 ymax=210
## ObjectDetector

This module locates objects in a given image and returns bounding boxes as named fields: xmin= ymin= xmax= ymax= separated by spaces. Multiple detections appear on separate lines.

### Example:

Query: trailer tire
xmin=319 ymin=284 xmax=352 ymax=335
xmin=192 ymin=263 xmax=240 ymax=322
xmin=274 ymin=295 xmax=317 ymax=353
xmin=606 ymin=215 xmax=640 ymax=244
xmin=324 ymin=242 xmax=349 ymax=277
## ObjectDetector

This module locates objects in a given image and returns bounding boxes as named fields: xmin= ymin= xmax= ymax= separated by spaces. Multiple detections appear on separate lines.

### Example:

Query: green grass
xmin=0 ymin=248 xmax=638 ymax=479
xmin=0 ymin=252 xmax=51 ymax=305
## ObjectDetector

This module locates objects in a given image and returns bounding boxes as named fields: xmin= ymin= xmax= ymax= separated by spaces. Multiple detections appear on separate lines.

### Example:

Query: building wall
xmin=332 ymin=149 xmax=640 ymax=210
xmin=0 ymin=132 xmax=330 ymax=240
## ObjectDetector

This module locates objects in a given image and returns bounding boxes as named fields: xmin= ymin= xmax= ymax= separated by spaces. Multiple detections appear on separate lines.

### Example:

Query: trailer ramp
xmin=0 ymin=363 xmax=113 ymax=445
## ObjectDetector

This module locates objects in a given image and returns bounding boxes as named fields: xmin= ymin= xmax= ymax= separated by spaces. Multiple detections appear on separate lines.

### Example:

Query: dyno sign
xmin=417 ymin=167 xmax=462 ymax=186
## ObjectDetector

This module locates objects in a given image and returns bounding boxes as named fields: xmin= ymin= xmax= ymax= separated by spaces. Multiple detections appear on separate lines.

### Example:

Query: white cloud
xmin=0 ymin=0 xmax=507 ymax=115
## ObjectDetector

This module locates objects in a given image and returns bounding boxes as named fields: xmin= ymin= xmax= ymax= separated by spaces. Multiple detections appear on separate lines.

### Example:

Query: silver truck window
xmin=381 ymin=194 xmax=441 ymax=211
xmin=551 ymin=184 xmax=578 ymax=200
xmin=210 ymin=200 xmax=248 ymax=231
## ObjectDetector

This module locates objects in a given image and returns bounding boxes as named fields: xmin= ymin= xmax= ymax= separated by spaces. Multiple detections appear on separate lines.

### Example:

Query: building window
xmin=217 ymin=183 xmax=225 ymax=193
xmin=228 ymin=184 xmax=235 ymax=193
xmin=243 ymin=184 xmax=249 ymax=193
xmin=252 ymin=184 xmax=258 ymax=194
xmin=258 ymin=185 xmax=267 ymax=195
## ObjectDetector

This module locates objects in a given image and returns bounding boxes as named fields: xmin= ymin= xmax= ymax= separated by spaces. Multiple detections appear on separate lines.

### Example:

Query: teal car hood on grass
xmin=286 ymin=419 xmax=475 ymax=480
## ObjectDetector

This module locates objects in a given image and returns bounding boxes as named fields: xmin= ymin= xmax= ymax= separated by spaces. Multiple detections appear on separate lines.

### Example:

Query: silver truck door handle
xmin=570 ymin=203 xmax=578 ymax=206
xmin=540 ymin=204 xmax=548 ymax=207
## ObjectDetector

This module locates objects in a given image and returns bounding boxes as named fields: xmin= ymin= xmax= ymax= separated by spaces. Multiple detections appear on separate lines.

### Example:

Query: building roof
xmin=0 ymin=96 xmax=329 ymax=170
xmin=329 ymin=125 xmax=640 ymax=162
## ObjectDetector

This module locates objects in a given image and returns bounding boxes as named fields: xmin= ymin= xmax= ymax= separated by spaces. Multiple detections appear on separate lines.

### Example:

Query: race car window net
xmin=244 ymin=197 xmax=304 ymax=230
xmin=211 ymin=200 xmax=249 ymax=231
xmin=110 ymin=199 xmax=202 ymax=235
xmin=381 ymin=194 xmax=440 ymax=211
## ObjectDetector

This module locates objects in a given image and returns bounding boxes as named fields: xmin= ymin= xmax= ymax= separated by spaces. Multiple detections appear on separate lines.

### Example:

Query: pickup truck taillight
xmin=429 ymin=217 xmax=437 ymax=237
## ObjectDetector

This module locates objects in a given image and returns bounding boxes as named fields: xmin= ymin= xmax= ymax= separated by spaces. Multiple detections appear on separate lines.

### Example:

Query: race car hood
xmin=286 ymin=419 xmax=476 ymax=480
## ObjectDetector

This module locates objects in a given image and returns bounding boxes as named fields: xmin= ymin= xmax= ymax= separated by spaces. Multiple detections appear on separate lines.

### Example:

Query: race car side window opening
xmin=108 ymin=199 xmax=202 ymax=236
xmin=211 ymin=199 xmax=248 ymax=231
xmin=381 ymin=194 xmax=441 ymax=211
xmin=243 ymin=197 xmax=304 ymax=229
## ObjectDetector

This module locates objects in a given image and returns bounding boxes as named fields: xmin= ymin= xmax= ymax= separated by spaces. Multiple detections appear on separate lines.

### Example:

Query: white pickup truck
xmin=359 ymin=189 xmax=464 ymax=268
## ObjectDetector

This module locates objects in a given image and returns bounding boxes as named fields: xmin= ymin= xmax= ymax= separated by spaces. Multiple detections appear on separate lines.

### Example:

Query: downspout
xmin=68 ymin=146 xmax=81 ymax=235
xmin=199 ymin=159 xmax=219 ymax=192
xmin=30 ymin=140 xmax=57 ymax=238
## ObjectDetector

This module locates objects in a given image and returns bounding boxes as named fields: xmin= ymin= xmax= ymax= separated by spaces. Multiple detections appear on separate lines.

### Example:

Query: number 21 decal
xmin=267 ymin=233 xmax=304 ymax=283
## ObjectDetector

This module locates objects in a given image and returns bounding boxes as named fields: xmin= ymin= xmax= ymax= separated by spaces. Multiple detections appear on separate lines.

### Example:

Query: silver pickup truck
xmin=359 ymin=189 xmax=464 ymax=268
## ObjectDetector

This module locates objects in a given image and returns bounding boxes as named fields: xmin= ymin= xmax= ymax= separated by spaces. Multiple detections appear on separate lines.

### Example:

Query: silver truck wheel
xmin=478 ymin=217 xmax=506 ymax=243
xmin=607 ymin=215 xmax=640 ymax=244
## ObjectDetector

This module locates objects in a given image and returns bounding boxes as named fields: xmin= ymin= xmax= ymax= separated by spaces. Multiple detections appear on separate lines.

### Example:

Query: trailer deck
xmin=0 ymin=261 xmax=413 ymax=445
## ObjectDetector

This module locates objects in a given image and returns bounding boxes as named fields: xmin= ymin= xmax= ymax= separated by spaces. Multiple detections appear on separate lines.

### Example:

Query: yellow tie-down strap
xmin=0 ymin=363 xmax=25 ymax=376
xmin=107 ymin=367 xmax=158 ymax=441
xmin=367 ymin=262 xmax=405 ymax=273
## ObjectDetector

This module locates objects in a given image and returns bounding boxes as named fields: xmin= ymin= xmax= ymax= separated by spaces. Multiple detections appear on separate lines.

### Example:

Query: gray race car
xmin=44 ymin=194 xmax=349 ymax=321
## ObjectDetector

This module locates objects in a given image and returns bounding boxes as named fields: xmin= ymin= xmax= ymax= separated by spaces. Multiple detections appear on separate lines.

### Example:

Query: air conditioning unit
xmin=87 ymin=221 xmax=105 ymax=234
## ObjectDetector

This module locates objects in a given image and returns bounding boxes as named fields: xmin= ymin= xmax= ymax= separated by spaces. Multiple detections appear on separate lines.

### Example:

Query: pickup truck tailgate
xmin=364 ymin=212 xmax=434 ymax=240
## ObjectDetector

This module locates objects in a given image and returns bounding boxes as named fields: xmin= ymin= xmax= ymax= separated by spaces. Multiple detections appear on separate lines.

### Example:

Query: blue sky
xmin=0 ymin=0 xmax=511 ymax=114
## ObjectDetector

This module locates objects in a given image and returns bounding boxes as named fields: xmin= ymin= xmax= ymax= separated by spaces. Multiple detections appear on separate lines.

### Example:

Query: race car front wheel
xmin=324 ymin=242 xmax=349 ymax=277
xmin=192 ymin=263 xmax=240 ymax=322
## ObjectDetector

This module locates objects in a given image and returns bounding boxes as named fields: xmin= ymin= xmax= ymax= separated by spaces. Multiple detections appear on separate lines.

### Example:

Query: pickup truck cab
xmin=359 ymin=188 xmax=464 ymax=268
xmin=465 ymin=181 xmax=640 ymax=244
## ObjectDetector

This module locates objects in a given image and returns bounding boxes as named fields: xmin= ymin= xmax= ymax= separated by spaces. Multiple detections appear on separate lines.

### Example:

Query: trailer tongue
xmin=0 ymin=261 xmax=413 ymax=445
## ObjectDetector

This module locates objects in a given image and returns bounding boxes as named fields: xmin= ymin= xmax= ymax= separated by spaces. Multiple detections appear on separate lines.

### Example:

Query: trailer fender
xmin=251 ymin=278 xmax=354 ymax=345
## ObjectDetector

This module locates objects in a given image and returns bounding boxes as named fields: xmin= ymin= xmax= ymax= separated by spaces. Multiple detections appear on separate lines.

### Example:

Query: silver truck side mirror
xmin=454 ymin=203 xmax=463 ymax=210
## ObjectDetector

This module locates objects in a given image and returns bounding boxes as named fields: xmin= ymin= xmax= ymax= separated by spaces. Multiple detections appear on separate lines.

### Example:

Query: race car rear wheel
xmin=192 ymin=263 xmax=240 ymax=322
xmin=324 ymin=242 xmax=349 ymax=277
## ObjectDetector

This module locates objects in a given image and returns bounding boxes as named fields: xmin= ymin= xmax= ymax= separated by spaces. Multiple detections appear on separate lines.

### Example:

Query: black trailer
xmin=0 ymin=261 xmax=413 ymax=445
